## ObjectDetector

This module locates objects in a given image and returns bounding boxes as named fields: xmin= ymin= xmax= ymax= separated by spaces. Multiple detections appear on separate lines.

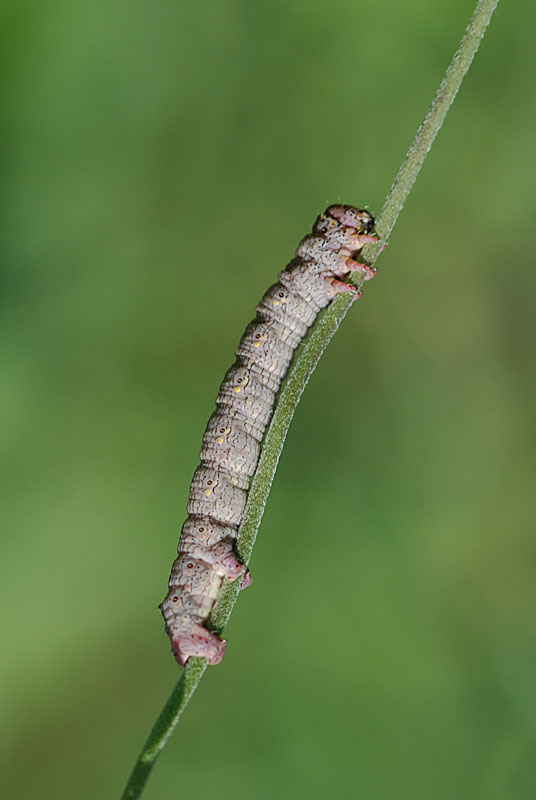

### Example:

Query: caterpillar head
xmin=325 ymin=205 xmax=375 ymax=234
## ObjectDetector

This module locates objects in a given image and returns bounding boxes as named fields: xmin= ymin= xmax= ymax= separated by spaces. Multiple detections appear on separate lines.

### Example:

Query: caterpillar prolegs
xmin=160 ymin=205 xmax=377 ymax=666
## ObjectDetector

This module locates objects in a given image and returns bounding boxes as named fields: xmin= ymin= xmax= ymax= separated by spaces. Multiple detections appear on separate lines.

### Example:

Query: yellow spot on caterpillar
xmin=217 ymin=437 xmax=224 ymax=444
xmin=205 ymin=489 xmax=212 ymax=497
xmin=235 ymin=387 xmax=241 ymax=393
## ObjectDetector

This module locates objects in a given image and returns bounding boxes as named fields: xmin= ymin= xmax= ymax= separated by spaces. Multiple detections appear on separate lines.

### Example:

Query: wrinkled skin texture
xmin=161 ymin=204 xmax=377 ymax=666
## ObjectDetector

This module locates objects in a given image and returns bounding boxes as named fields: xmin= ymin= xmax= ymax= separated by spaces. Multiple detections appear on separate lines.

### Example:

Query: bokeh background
xmin=2 ymin=1 xmax=535 ymax=798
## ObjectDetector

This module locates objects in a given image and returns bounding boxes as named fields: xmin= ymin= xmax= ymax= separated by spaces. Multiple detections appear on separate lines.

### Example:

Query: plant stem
xmin=373 ymin=0 xmax=500 ymax=253
xmin=120 ymin=1 xmax=499 ymax=797
xmin=121 ymin=659 xmax=207 ymax=800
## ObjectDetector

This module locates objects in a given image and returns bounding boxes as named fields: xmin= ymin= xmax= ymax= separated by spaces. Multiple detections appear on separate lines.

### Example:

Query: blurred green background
xmin=2 ymin=1 xmax=535 ymax=798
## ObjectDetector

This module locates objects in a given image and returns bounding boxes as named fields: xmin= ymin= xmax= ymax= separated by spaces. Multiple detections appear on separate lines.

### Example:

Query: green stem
xmin=120 ymin=658 xmax=207 ymax=800
xmin=372 ymin=0 xmax=500 ymax=254
xmin=120 ymin=1 xmax=499 ymax=797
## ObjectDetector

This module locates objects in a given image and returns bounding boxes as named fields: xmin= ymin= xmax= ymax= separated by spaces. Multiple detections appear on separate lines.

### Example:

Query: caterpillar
xmin=160 ymin=205 xmax=377 ymax=666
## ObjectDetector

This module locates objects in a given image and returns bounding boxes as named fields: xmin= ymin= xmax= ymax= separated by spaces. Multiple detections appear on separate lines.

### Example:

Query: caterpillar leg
xmin=239 ymin=569 xmax=252 ymax=590
xmin=355 ymin=234 xmax=379 ymax=246
xmin=169 ymin=623 xmax=227 ymax=666
xmin=328 ymin=279 xmax=363 ymax=302
xmin=343 ymin=258 xmax=376 ymax=281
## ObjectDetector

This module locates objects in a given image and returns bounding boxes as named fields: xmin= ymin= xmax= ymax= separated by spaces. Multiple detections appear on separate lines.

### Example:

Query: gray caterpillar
xmin=160 ymin=205 xmax=377 ymax=666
